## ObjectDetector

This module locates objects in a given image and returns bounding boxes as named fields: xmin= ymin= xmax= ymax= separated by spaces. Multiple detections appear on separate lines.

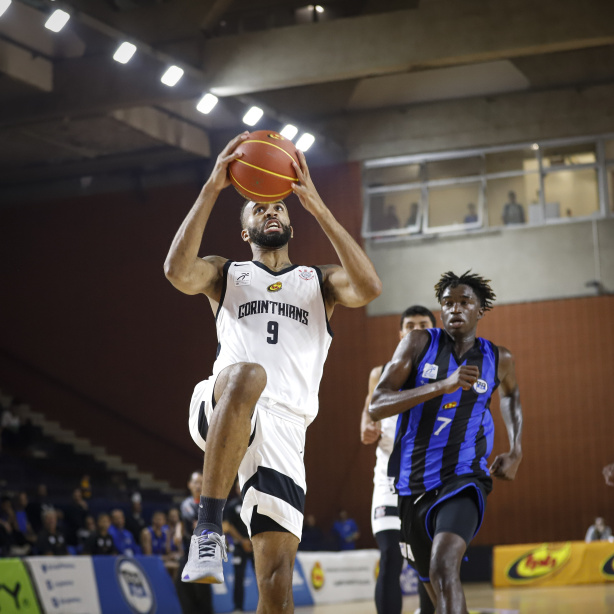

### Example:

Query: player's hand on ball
xmin=489 ymin=451 xmax=522 ymax=480
xmin=208 ymin=132 xmax=249 ymax=192
xmin=291 ymin=150 xmax=324 ymax=214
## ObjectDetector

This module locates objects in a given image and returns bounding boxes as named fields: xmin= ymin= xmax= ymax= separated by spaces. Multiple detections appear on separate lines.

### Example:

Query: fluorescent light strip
xmin=296 ymin=133 xmax=315 ymax=152
xmin=0 ymin=0 xmax=12 ymax=19
xmin=45 ymin=8 xmax=70 ymax=32
xmin=280 ymin=124 xmax=298 ymax=140
xmin=243 ymin=106 xmax=263 ymax=126
xmin=161 ymin=65 xmax=184 ymax=86
xmin=196 ymin=93 xmax=219 ymax=114
xmin=113 ymin=42 xmax=137 ymax=64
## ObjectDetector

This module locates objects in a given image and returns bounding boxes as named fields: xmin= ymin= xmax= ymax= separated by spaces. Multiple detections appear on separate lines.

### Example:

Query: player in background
xmin=361 ymin=305 xmax=436 ymax=614
xmin=369 ymin=271 xmax=523 ymax=614
xmin=164 ymin=132 xmax=381 ymax=613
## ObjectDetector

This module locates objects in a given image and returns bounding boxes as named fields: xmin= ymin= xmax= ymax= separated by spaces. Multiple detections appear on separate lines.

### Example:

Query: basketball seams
xmin=235 ymin=158 xmax=298 ymax=182
xmin=241 ymin=139 xmax=298 ymax=164
xmin=228 ymin=168 xmax=293 ymax=201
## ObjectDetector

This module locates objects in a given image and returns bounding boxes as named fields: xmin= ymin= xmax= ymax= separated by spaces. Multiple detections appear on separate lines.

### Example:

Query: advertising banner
xmin=493 ymin=540 xmax=614 ymax=587
xmin=0 ymin=558 xmax=41 ymax=614
xmin=27 ymin=556 xmax=101 ymax=614
xmin=92 ymin=555 xmax=181 ymax=614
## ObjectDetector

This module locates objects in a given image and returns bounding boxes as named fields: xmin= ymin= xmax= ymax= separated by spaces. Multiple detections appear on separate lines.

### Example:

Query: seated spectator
xmin=77 ymin=514 xmax=96 ymax=551
xmin=36 ymin=509 xmax=68 ymax=556
xmin=108 ymin=508 xmax=142 ymax=556
xmin=166 ymin=507 xmax=182 ymax=557
xmin=332 ymin=509 xmax=360 ymax=551
xmin=125 ymin=493 xmax=147 ymax=543
xmin=585 ymin=517 xmax=612 ymax=542
xmin=299 ymin=514 xmax=326 ymax=551
xmin=464 ymin=202 xmax=478 ymax=224
xmin=141 ymin=510 xmax=169 ymax=556
xmin=83 ymin=513 xmax=117 ymax=555
xmin=26 ymin=484 xmax=53 ymax=534
xmin=64 ymin=488 xmax=89 ymax=546
xmin=14 ymin=492 xmax=36 ymax=548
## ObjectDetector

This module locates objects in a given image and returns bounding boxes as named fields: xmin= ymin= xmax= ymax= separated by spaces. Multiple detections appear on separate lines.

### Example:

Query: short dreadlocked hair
xmin=434 ymin=270 xmax=496 ymax=311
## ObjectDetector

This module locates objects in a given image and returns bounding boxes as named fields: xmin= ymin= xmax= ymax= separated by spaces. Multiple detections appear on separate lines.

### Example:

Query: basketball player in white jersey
xmin=164 ymin=132 xmax=382 ymax=613
xmin=361 ymin=306 xmax=436 ymax=614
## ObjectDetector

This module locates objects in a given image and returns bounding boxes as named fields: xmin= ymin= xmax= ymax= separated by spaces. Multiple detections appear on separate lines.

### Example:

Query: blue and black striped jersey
xmin=389 ymin=328 xmax=499 ymax=496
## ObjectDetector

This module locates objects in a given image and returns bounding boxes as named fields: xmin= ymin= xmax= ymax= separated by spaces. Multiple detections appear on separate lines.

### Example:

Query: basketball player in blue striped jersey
xmin=369 ymin=272 xmax=523 ymax=614
xmin=164 ymin=132 xmax=382 ymax=612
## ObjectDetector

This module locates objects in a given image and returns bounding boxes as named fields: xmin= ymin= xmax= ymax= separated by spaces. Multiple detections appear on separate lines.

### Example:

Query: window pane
xmin=541 ymin=169 xmax=599 ymax=220
xmin=605 ymin=140 xmax=614 ymax=162
xmin=367 ymin=189 xmax=422 ymax=232
xmin=609 ymin=167 xmax=614 ymax=213
xmin=427 ymin=183 xmax=480 ymax=228
xmin=364 ymin=163 xmax=421 ymax=187
xmin=486 ymin=176 xmax=537 ymax=227
xmin=541 ymin=142 xmax=596 ymax=167
xmin=425 ymin=156 xmax=482 ymax=181
xmin=485 ymin=148 xmax=538 ymax=174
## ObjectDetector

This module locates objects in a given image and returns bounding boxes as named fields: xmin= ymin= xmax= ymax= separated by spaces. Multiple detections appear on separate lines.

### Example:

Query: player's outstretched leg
xmin=428 ymin=532 xmax=466 ymax=614
xmin=182 ymin=362 xmax=266 ymax=584
xmin=252 ymin=531 xmax=299 ymax=614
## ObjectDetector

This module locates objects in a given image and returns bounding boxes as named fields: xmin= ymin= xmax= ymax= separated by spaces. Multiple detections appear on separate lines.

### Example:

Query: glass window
xmin=364 ymin=163 xmax=421 ymax=188
xmin=425 ymin=156 xmax=482 ymax=181
xmin=485 ymin=148 xmax=538 ymax=174
xmin=608 ymin=166 xmax=614 ymax=213
xmin=366 ymin=189 xmax=422 ymax=233
xmin=541 ymin=143 xmax=596 ymax=168
xmin=486 ymin=176 xmax=538 ymax=227
xmin=540 ymin=168 xmax=599 ymax=220
xmin=427 ymin=183 xmax=480 ymax=229
xmin=605 ymin=140 xmax=614 ymax=162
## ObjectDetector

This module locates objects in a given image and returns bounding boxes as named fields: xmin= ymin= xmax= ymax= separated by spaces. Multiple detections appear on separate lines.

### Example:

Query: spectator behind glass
xmin=108 ymin=508 xmax=142 ymax=556
xmin=502 ymin=190 xmax=525 ymax=225
xmin=64 ymin=488 xmax=89 ymax=546
xmin=299 ymin=514 xmax=326 ymax=552
xmin=36 ymin=509 xmax=68 ymax=556
xmin=585 ymin=517 xmax=613 ymax=542
xmin=464 ymin=202 xmax=478 ymax=224
xmin=406 ymin=202 xmax=419 ymax=227
xmin=125 ymin=493 xmax=147 ymax=543
xmin=332 ymin=510 xmax=360 ymax=551
xmin=83 ymin=512 xmax=117 ymax=555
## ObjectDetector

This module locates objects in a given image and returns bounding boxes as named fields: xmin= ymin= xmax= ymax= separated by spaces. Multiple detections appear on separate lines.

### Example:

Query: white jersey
xmin=212 ymin=260 xmax=333 ymax=426
xmin=374 ymin=415 xmax=397 ymax=486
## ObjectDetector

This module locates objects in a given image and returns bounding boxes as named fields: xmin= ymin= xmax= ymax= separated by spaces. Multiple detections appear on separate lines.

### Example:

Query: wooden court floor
xmin=295 ymin=582 xmax=614 ymax=613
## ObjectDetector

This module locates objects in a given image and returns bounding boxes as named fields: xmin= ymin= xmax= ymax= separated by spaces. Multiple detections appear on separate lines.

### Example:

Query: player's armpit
xmin=320 ymin=263 xmax=382 ymax=311
xmin=165 ymin=255 xmax=227 ymax=298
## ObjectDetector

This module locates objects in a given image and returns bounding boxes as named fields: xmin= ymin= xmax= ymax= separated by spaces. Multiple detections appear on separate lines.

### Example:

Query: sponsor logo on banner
xmin=311 ymin=562 xmax=324 ymax=590
xmin=506 ymin=543 xmax=572 ymax=582
xmin=116 ymin=557 xmax=156 ymax=614
xmin=473 ymin=379 xmax=488 ymax=394
xmin=235 ymin=271 xmax=252 ymax=286
xmin=267 ymin=282 xmax=282 ymax=293
xmin=601 ymin=554 xmax=614 ymax=578
xmin=298 ymin=268 xmax=314 ymax=281
xmin=422 ymin=364 xmax=438 ymax=379
xmin=0 ymin=559 xmax=41 ymax=614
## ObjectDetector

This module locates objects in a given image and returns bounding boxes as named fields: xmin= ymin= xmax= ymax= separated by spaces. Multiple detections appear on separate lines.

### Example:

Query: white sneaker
xmin=181 ymin=531 xmax=228 ymax=584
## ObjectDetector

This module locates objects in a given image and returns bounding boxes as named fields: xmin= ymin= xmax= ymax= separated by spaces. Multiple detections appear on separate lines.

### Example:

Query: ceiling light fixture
xmin=296 ymin=133 xmax=315 ymax=152
xmin=161 ymin=65 xmax=184 ymax=86
xmin=243 ymin=106 xmax=263 ymax=126
xmin=113 ymin=42 xmax=137 ymax=64
xmin=315 ymin=5 xmax=324 ymax=12
xmin=196 ymin=93 xmax=219 ymax=114
xmin=45 ymin=8 xmax=70 ymax=32
xmin=280 ymin=125 xmax=298 ymax=140
xmin=0 ymin=0 xmax=12 ymax=19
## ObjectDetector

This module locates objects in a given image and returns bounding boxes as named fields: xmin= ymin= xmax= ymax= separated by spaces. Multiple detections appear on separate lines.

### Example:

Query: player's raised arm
xmin=489 ymin=347 xmax=523 ymax=480
xmin=291 ymin=150 xmax=382 ymax=310
xmin=164 ymin=132 xmax=249 ymax=298
xmin=369 ymin=330 xmax=480 ymax=421
xmin=360 ymin=366 xmax=383 ymax=445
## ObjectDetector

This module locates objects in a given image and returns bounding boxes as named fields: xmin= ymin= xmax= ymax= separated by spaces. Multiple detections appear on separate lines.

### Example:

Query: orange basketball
xmin=228 ymin=130 xmax=299 ymax=203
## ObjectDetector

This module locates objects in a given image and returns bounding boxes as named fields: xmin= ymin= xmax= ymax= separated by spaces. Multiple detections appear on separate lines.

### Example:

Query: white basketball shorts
xmin=188 ymin=376 xmax=306 ymax=540
xmin=371 ymin=476 xmax=401 ymax=535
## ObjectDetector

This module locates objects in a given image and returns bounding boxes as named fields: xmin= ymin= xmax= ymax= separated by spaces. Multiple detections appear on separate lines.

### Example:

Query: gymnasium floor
xmin=295 ymin=582 xmax=614 ymax=613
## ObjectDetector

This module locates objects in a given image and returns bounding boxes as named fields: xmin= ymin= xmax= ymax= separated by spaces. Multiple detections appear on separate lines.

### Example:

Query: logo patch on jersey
xmin=298 ymin=267 xmax=314 ymax=281
xmin=235 ymin=271 xmax=252 ymax=286
xmin=267 ymin=281 xmax=282 ymax=292
xmin=473 ymin=379 xmax=488 ymax=394
xmin=423 ymin=363 xmax=439 ymax=379
xmin=443 ymin=402 xmax=457 ymax=409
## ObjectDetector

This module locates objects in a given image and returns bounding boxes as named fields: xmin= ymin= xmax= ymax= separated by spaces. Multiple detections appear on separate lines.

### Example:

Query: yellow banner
xmin=493 ymin=540 xmax=614 ymax=587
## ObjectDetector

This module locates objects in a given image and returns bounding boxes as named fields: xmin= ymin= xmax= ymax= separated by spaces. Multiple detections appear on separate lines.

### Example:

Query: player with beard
xmin=164 ymin=132 xmax=382 ymax=613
